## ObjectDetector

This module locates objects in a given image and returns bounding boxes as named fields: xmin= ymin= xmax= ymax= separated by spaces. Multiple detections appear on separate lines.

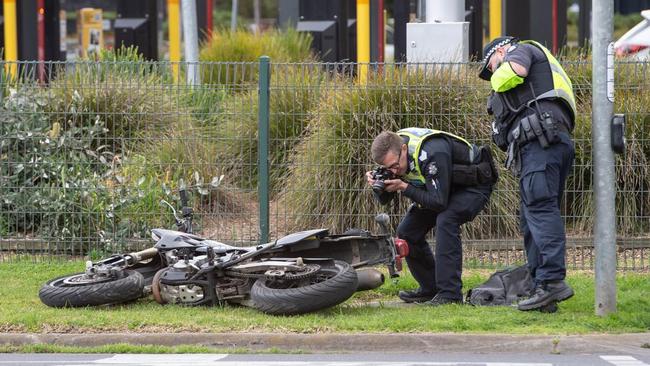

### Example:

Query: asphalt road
xmin=1 ymin=352 xmax=650 ymax=366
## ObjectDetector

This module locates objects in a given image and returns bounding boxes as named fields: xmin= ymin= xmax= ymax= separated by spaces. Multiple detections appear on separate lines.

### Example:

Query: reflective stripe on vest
xmin=397 ymin=128 xmax=473 ymax=186
xmin=520 ymin=40 xmax=577 ymax=120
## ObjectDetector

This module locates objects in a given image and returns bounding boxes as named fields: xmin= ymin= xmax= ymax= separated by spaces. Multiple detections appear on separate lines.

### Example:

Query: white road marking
xmin=89 ymin=360 xmax=553 ymax=366
xmin=92 ymin=354 xmax=229 ymax=364
xmin=601 ymin=355 xmax=650 ymax=366
xmin=0 ymin=357 xmax=554 ymax=366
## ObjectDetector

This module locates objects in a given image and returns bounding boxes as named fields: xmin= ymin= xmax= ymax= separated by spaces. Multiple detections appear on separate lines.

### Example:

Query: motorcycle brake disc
xmin=264 ymin=263 xmax=321 ymax=281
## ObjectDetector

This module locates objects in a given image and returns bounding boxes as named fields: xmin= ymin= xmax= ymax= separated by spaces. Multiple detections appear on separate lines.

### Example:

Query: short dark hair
xmin=371 ymin=131 xmax=403 ymax=164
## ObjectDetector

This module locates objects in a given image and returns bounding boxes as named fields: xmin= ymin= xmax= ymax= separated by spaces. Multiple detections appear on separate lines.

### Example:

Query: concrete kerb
xmin=1 ymin=332 xmax=649 ymax=356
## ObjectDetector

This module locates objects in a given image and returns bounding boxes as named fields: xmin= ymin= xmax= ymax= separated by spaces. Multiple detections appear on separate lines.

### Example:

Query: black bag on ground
xmin=466 ymin=264 xmax=534 ymax=306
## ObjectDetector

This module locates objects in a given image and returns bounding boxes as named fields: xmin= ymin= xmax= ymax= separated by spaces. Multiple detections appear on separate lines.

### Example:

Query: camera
xmin=370 ymin=167 xmax=395 ymax=194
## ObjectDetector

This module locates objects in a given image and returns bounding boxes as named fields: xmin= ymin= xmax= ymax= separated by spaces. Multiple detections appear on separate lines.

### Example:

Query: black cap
xmin=478 ymin=36 xmax=517 ymax=81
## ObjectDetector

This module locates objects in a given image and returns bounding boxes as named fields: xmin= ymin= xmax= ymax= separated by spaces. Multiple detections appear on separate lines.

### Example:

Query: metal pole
xmin=592 ymin=0 xmax=617 ymax=316
xmin=426 ymin=0 xmax=463 ymax=22
xmin=393 ymin=0 xmax=408 ymax=62
xmin=168 ymin=0 xmax=181 ymax=82
xmin=489 ymin=0 xmax=502 ymax=39
xmin=37 ymin=0 xmax=46 ymax=83
xmin=370 ymin=0 xmax=378 ymax=63
xmin=181 ymin=0 xmax=200 ymax=86
xmin=336 ymin=0 xmax=349 ymax=61
xmin=258 ymin=56 xmax=270 ymax=244
xmin=579 ymin=0 xmax=591 ymax=48
xmin=3 ymin=0 xmax=18 ymax=78
xmin=206 ymin=0 xmax=213 ymax=38
xmin=230 ymin=0 xmax=238 ymax=32
xmin=253 ymin=0 xmax=260 ymax=34
xmin=357 ymin=0 xmax=370 ymax=84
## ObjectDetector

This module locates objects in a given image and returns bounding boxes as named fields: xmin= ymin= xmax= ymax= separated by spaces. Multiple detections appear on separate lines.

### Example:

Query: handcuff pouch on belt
xmin=512 ymin=111 xmax=561 ymax=148
xmin=505 ymin=111 xmax=564 ymax=175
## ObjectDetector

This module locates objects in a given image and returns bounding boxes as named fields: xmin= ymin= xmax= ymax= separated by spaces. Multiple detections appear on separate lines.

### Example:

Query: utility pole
xmin=592 ymin=0 xmax=617 ymax=316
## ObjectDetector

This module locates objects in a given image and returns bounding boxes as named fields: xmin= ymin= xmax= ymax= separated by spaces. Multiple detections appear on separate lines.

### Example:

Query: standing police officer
xmin=478 ymin=37 xmax=576 ymax=311
xmin=366 ymin=128 xmax=497 ymax=305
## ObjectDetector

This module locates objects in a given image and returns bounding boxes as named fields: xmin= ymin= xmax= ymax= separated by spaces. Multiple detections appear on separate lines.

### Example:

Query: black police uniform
xmin=481 ymin=39 xmax=576 ymax=309
xmin=377 ymin=136 xmax=493 ymax=302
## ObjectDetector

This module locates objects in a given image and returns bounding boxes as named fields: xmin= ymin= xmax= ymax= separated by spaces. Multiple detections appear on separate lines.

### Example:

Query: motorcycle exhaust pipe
xmin=355 ymin=268 xmax=385 ymax=291
xmin=128 ymin=247 xmax=159 ymax=263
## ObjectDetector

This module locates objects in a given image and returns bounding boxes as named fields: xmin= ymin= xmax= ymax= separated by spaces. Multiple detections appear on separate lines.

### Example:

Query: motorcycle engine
xmin=157 ymin=254 xmax=208 ymax=305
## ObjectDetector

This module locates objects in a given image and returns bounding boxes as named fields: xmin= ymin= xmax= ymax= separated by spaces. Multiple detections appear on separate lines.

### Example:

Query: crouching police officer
xmin=478 ymin=36 xmax=576 ymax=311
xmin=366 ymin=128 xmax=497 ymax=305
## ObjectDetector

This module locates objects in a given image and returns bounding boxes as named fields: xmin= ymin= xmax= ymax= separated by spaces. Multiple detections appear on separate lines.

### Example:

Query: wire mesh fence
xmin=0 ymin=59 xmax=648 ymax=271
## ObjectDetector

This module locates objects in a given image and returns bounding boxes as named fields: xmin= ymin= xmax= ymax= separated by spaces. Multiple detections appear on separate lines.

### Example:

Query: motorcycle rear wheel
xmin=39 ymin=270 xmax=145 ymax=307
xmin=249 ymin=260 xmax=358 ymax=315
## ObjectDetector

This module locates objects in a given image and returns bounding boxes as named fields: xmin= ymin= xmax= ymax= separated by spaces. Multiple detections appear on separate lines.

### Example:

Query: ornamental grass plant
xmin=214 ymin=64 xmax=341 ymax=193
xmin=277 ymin=65 xmax=521 ymax=238
xmin=562 ymin=59 xmax=650 ymax=236
xmin=276 ymin=59 xmax=650 ymax=240
xmin=199 ymin=28 xmax=313 ymax=86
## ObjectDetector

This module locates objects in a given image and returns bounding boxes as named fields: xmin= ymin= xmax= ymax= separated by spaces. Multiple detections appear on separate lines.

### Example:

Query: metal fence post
xmin=258 ymin=56 xmax=270 ymax=244
xmin=592 ymin=0 xmax=617 ymax=315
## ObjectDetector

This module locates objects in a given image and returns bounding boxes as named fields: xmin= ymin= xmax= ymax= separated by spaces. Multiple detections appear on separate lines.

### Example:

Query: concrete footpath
xmin=1 ymin=332 xmax=649 ymax=356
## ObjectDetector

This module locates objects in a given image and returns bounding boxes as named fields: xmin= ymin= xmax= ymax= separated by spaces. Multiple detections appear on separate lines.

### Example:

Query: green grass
xmin=1 ymin=261 xmax=648 ymax=335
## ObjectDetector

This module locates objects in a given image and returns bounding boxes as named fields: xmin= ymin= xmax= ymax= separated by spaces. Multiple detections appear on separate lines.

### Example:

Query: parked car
xmin=614 ymin=10 xmax=650 ymax=60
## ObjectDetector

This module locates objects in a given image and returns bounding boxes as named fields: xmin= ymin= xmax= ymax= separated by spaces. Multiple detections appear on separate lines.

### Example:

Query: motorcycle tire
xmin=249 ymin=260 xmax=358 ymax=315
xmin=39 ymin=270 xmax=145 ymax=308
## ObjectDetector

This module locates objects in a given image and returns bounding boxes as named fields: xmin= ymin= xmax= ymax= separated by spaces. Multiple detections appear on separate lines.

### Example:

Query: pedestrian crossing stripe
xmin=601 ymin=355 xmax=650 ymax=366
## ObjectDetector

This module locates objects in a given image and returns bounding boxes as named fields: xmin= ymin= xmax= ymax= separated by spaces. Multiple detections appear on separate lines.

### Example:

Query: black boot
xmin=423 ymin=293 xmax=463 ymax=307
xmin=518 ymin=280 xmax=574 ymax=311
xmin=539 ymin=301 xmax=559 ymax=313
xmin=398 ymin=288 xmax=436 ymax=303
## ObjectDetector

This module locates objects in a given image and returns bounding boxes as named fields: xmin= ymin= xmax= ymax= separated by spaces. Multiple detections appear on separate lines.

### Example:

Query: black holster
xmin=510 ymin=111 xmax=564 ymax=149
xmin=452 ymin=146 xmax=499 ymax=186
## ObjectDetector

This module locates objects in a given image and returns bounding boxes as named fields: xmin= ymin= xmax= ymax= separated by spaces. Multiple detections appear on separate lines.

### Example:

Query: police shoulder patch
xmin=419 ymin=150 xmax=428 ymax=161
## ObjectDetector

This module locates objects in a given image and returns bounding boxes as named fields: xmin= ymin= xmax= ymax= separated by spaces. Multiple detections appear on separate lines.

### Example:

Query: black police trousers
xmin=397 ymin=185 xmax=492 ymax=301
xmin=519 ymin=132 xmax=575 ymax=284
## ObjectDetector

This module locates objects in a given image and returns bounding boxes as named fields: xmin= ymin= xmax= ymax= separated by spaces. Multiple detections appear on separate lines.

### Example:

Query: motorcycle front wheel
xmin=249 ymin=260 xmax=358 ymax=315
xmin=38 ymin=270 xmax=145 ymax=307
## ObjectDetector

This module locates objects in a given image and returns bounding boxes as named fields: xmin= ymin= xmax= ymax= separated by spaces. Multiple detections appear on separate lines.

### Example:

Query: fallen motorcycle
xmin=39 ymin=189 xmax=408 ymax=315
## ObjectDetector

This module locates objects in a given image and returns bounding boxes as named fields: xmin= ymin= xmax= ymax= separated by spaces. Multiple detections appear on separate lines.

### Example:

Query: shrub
xmin=199 ymin=28 xmax=313 ymax=86
xmin=44 ymin=47 xmax=180 ymax=153
xmin=0 ymin=86 xmax=112 ymax=243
